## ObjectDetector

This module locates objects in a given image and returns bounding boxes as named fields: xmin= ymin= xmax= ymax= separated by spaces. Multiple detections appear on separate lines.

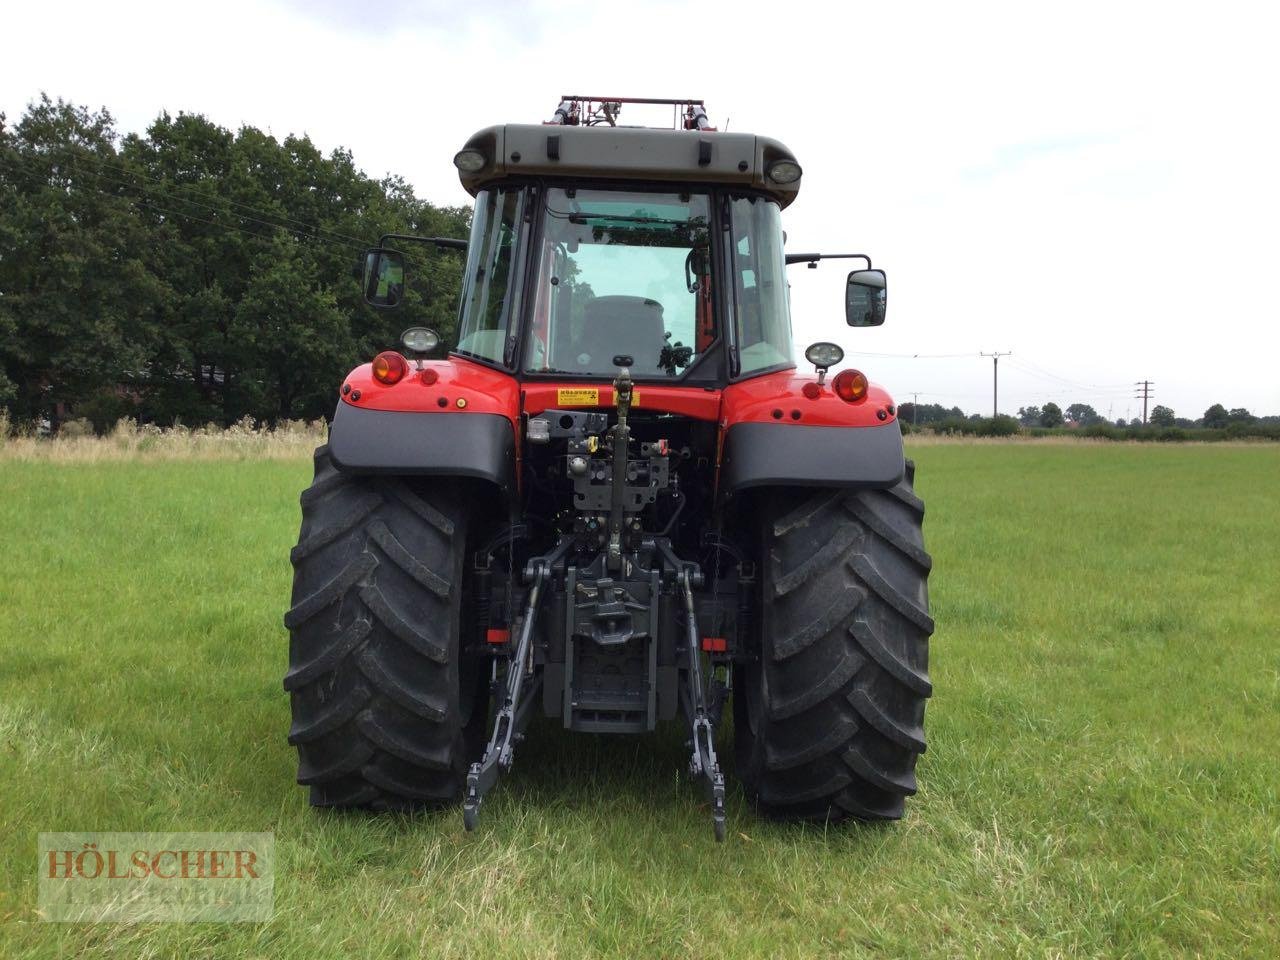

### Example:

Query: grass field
xmin=1 ymin=443 xmax=1278 ymax=958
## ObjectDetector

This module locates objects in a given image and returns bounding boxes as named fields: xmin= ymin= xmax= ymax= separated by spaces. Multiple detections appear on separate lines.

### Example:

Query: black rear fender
xmin=328 ymin=403 xmax=517 ymax=501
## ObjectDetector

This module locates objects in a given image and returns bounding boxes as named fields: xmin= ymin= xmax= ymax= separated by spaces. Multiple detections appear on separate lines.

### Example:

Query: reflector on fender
xmin=372 ymin=351 xmax=408 ymax=385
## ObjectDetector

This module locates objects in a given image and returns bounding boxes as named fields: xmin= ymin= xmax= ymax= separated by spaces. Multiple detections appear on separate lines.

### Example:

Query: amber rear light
xmin=832 ymin=369 xmax=869 ymax=403
xmin=372 ymin=351 xmax=408 ymax=385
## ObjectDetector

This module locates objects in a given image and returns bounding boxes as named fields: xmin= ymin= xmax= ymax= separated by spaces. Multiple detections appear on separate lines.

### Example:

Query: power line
xmin=1 ymin=153 xmax=360 ymax=256
xmin=1003 ymin=357 xmax=1133 ymax=393
xmin=0 ymin=149 xmax=366 ymax=253
xmin=1008 ymin=355 xmax=1132 ymax=389
xmin=854 ymin=350 xmax=977 ymax=359
xmin=36 ymin=146 xmax=370 ymax=247
xmin=852 ymin=350 xmax=1135 ymax=401
xmin=906 ymin=391 xmax=992 ymax=400
xmin=65 ymin=156 xmax=364 ymax=252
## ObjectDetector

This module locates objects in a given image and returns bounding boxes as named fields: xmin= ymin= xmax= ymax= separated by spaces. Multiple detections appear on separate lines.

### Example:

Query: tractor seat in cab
xmin=578 ymin=296 xmax=666 ymax=374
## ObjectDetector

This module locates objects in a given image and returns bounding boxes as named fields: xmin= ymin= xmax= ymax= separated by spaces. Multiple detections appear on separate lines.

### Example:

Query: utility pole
xmin=980 ymin=352 xmax=1011 ymax=417
xmin=1134 ymin=381 xmax=1154 ymax=425
xmin=911 ymin=392 xmax=920 ymax=427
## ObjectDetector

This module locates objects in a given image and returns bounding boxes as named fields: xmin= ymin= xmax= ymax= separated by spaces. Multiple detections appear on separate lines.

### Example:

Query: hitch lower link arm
xmin=679 ymin=567 xmax=727 ymax=842
xmin=463 ymin=558 xmax=550 ymax=832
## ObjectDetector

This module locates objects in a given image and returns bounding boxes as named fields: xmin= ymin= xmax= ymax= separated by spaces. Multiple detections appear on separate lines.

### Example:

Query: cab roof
xmin=455 ymin=124 xmax=802 ymax=208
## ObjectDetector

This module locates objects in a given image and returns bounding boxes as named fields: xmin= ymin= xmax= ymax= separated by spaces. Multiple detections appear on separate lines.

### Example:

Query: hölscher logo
xmin=38 ymin=832 xmax=274 ymax=922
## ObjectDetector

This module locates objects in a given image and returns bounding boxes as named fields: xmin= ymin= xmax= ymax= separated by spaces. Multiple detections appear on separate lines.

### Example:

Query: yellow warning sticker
xmin=557 ymin=387 xmax=599 ymax=405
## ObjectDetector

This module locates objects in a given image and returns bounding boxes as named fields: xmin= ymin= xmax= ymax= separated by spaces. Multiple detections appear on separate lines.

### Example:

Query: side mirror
xmin=361 ymin=248 xmax=405 ymax=308
xmin=684 ymin=246 xmax=708 ymax=292
xmin=846 ymin=268 xmax=886 ymax=327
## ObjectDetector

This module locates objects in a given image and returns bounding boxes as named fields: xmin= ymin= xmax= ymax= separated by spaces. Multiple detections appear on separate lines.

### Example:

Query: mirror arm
xmin=784 ymin=252 xmax=872 ymax=269
xmin=378 ymin=234 xmax=468 ymax=252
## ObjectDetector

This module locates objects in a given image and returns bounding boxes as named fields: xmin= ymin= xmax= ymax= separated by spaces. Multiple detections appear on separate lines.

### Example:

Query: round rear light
xmin=372 ymin=351 xmax=408 ymax=385
xmin=832 ymin=369 xmax=869 ymax=403
xmin=419 ymin=368 xmax=439 ymax=385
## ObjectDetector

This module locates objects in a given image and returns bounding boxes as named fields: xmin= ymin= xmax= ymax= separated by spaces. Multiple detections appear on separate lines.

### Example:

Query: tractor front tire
xmin=736 ymin=462 xmax=934 ymax=822
xmin=283 ymin=446 xmax=486 ymax=810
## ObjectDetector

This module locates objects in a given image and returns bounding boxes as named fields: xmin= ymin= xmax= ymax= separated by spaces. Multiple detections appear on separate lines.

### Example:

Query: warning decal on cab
xmin=557 ymin=387 xmax=599 ymax=405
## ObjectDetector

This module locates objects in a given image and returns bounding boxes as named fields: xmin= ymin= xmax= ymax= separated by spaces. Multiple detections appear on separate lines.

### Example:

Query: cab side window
xmin=456 ymin=189 xmax=524 ymax=364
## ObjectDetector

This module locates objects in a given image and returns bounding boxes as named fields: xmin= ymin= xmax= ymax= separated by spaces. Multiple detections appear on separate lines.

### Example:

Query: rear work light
xmin=372 ymin=351 xmax=408 ymax=385
xmin=832 ymin=369 xmax=869 ymax=403
xmin=766 ymin=159 xmax=802 ymax=184
xmin=453 ymin=149 xmax=487 ymax=173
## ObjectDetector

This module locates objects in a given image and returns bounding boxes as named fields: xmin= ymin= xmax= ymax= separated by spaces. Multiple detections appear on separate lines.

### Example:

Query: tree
xmin=1115 ymin=418 xmax=1127 ymax=427
xmin=1039 ymin=402 xmax=1064 ymax=428
xmin=1016 ymin=405 xmax=1041 ymax=427
xmin=1149 ymin=404 xmax=1176 ymax=427
xmin=0 ymin=96 xmax=161 ymax=428
xmin=1228 ymin=407 xmax=1255 ymax=424
xmin=0 ymin=291 xmax=15 ymax=407
xmin=1065 ymin=403 xmax=1104 ymax=426
xmin=898 ymin=402 xmax=967 ymax=426
xmin=1203 ymin=404 xmax=1229 ymax=428
xmin=230 ymin=231 xmax=352 ymax=420
xmin=0 ymin=95 xmax=470 ymax=428
xmin=979 ymin=414 xmax=1021 ymax=437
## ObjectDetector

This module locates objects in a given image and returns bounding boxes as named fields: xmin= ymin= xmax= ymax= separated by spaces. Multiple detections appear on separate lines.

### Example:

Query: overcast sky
xmin=4 ymin=0 xmax=1278 ymax=419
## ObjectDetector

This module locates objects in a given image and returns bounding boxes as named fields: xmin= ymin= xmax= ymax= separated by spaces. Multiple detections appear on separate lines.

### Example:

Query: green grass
xmin=1 ymin=445 xmax=1278 ymax=958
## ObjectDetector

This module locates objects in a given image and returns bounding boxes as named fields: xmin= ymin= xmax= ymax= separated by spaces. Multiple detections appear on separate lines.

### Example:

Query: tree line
xmin=0 ymin=95 xmax=470 ymax=430
xmin=3 ymin=95 xmax=1276 ymax=441
xmin=899 ymin=401 xmax=1280 ymax=440
xmin=1011 ymin=402 xmax=1269 ymax=431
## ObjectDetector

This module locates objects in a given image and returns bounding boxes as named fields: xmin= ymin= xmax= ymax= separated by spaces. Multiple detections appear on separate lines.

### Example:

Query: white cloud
xmin=3 ymin=0 xmax=1277 ymax=416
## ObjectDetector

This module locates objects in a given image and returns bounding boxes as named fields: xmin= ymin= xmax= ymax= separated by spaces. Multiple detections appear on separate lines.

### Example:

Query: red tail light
xmin=832 ymin=369 xmax=869 ymax=403
xmin=372 ymin=351 xmax=408 ymax=385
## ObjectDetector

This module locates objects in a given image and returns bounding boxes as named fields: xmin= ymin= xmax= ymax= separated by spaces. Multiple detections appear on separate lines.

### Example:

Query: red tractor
xmin=284 ymin=97 xmax=933 ymax=839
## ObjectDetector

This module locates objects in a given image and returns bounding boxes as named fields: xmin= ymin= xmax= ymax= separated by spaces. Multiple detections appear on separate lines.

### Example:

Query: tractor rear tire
xmin=735 ymin=462 xmax=934 ymax=822
xmin=283 ymin=445 xmax=487 ymax=810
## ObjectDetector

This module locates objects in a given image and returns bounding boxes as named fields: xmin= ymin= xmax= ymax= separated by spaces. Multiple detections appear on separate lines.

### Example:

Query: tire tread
xmin=737 ymin=470 xmax=934 ymax=823
xmin=283 ymin=447 xmax=478 ymax=810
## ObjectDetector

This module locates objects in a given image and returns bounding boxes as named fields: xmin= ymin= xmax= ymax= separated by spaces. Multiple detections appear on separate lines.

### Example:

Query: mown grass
xmin=1 ymin=444 xmax=1277 ymax=958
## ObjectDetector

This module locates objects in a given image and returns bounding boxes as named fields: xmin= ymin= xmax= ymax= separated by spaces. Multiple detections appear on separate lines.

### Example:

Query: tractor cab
xmin=362 ymin=97 xmax=884 ymax=389
xmin=452 ymin=182 xmax=792 ymax=387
